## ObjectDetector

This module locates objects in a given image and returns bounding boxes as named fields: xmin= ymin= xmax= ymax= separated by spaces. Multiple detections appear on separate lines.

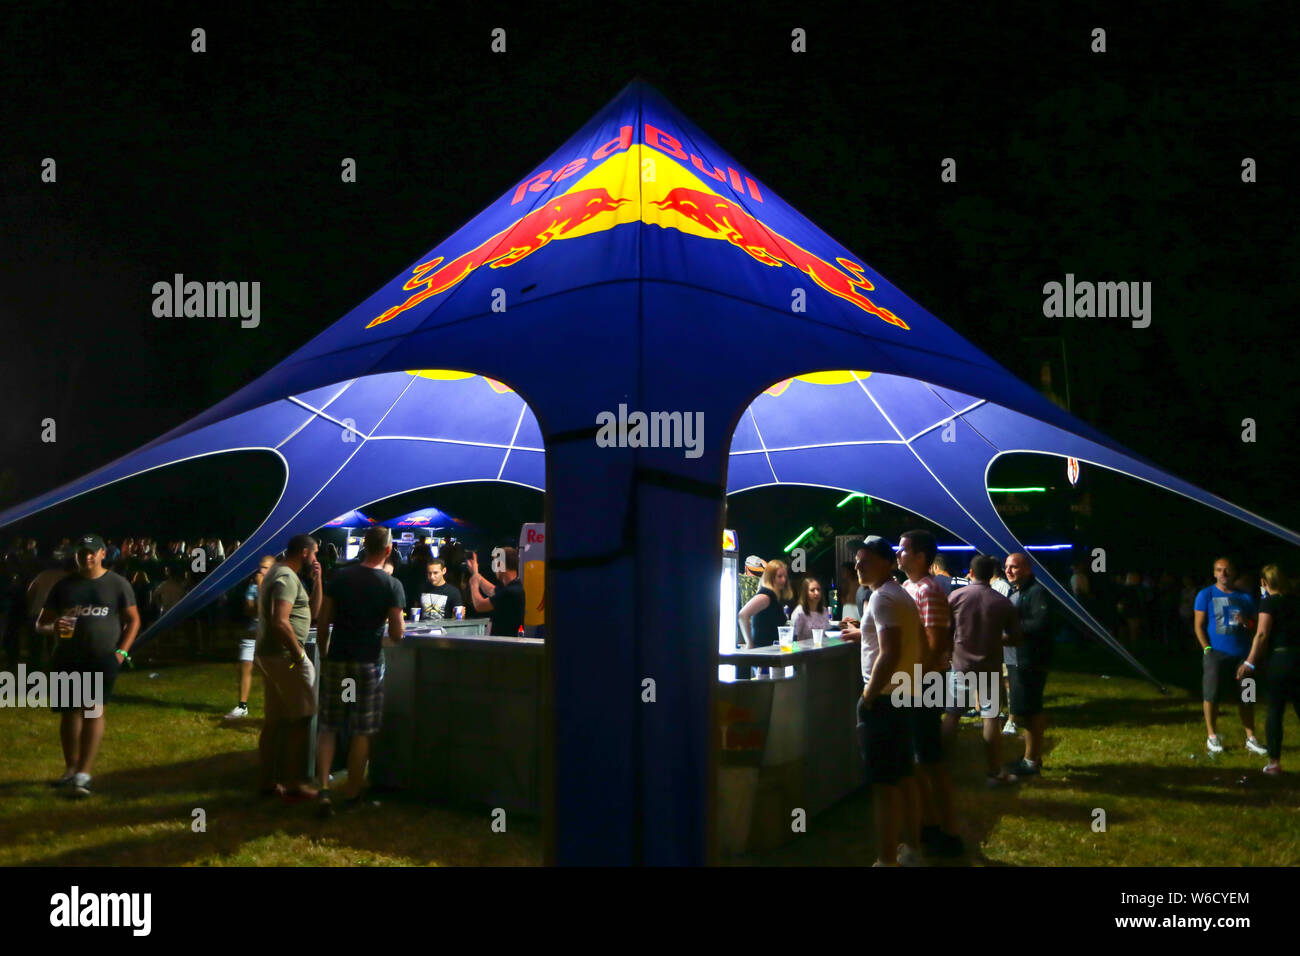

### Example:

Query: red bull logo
xmin=650 ymin=188 xmax=908 ymax=329
xmin=366 ymin=188 xmax=631 ymax=329
xmin=366 ymin=134 xmax=910 ymax=331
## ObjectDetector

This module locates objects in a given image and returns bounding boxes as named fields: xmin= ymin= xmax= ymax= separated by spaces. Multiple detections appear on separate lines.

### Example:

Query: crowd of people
xmin=2 ymin=528 xmax=527 ymax=806
xmin=7 ymin=527 xmax=1296 ymax=855
xmin=736 ymin=536 xmax=1299 ymax=866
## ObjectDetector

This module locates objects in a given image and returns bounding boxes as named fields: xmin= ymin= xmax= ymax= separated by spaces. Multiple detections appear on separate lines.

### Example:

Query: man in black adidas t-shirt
xmin=35 ymin=534 xmax=140 ymax=798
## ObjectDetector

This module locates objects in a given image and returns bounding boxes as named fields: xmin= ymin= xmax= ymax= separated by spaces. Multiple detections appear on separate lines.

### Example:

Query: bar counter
xmin=362 ymin=628 xmax=864 ymax=854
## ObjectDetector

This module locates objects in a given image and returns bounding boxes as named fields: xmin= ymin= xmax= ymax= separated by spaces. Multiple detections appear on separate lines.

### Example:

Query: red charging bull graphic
xmin=650 ymin=188 xmax=908 ymax=329
xmin=366 ymin=188 xmax=631 ymax=329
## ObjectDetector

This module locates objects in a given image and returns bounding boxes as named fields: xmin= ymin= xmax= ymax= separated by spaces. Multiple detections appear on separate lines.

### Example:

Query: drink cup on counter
xmin=453 ymin=606 xmax=466 ymax=620
xmin=778 ymin=625 xmax=794 ymax=652
xmin=410 ymin=608 xmax=421 ymax=623
xmin=812 ymin=627 xmax=825 ymax=646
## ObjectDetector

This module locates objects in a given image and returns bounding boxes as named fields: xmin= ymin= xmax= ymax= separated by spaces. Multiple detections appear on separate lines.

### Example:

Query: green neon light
xmin=785 ymin=527 xmax=814 ymax=552
xmin=836 ymin=493 xmax=865 ymax=507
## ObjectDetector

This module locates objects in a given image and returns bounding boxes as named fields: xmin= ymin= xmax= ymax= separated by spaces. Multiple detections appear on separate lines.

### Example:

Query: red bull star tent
xmin=379 ymin=506 xmax=471 ymax=530
xmin=3 ymin=80 xmax=1297 ymax=864
xmin=321 ymin=509 xmax=375 ymax=529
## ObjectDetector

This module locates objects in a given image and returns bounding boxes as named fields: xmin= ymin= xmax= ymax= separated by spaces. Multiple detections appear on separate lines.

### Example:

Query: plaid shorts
xmin=318 ymin=659 xmax=385 ymax=735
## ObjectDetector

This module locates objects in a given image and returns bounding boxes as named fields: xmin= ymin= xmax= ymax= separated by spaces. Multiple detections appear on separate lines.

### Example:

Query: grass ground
xmin=2 ymin=641 xmax=1297 ymax=866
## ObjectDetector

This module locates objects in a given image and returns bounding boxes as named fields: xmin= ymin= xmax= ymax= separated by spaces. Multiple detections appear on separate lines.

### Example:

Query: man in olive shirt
xmin=254 ymin=533 xmax=323 ymax=800
xmin=36 ymin=534 xmax=140 ymax=798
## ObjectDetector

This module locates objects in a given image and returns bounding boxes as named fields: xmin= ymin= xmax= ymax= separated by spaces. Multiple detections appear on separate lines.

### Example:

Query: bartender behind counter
xmin=416 ymin=558 xmax=463 ymax=620
xmin=467 ymin=546 xmax=525 ymax=636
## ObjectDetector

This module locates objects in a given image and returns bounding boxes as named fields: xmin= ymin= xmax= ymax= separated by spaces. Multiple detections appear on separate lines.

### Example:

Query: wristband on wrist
xmin=115 ymin=648 xmax=130 ymax=662
xmin=1244 ymin=660 xmax=1255 ymax=670
xmin=1203 ymin=645 xmax=1211 ymax=655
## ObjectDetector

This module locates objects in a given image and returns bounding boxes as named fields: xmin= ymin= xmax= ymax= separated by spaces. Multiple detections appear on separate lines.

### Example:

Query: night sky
xmin=2 ymin=3 xmax=1296 ymax=576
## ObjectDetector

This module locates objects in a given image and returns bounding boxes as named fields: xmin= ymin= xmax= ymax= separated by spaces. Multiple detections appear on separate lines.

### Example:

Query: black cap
xmin=76 ymin=534 xmax=106 ymax=552
xmin=853 ymin=535 xmax=897 ymax=563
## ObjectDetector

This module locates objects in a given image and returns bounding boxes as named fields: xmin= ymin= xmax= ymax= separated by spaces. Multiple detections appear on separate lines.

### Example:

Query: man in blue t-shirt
xmin=1194 ymin=556 xmax=1266 ymax=756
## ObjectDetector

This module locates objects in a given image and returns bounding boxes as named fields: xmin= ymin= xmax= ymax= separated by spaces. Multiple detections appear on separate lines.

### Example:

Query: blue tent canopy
xmin=4 ymin=81 xmax=1296 ymax=864
xmin=321 ymin=509 xmax=375 ymax=528
xmin=380 ymin=506 xmax=470 ymax=530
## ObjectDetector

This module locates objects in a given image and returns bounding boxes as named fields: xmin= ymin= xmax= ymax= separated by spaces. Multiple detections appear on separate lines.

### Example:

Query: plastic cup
xmin=454 ymin=606 xmax=466 ymax=620
xmin=812 ymin=627 xmax=825 ymax=646
xmin=410 ymin=608 xmax=421 ymax=622
xmin=778 ymin=626 xmax=794 ymax=652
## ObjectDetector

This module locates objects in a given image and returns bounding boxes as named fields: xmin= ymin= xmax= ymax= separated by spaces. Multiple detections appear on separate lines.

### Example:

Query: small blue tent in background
xmin=380 ymin=506 xmax=470 ymax=530
xmin=3 ymin=81 xmax=1296 ymax=864
xmin=321 ymin=509 xmax=375 ymax=529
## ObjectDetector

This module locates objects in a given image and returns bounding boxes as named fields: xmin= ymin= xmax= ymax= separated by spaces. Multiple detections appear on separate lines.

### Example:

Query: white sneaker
xmin=897 ymin=843 xmax=925 ymax=867
xmin=1001 ymin=719 xmax=1018 ymax=736
xmin=1206 ymin=735 xmax=1224 ymax=754
xmin=225 ymin=704 xmax=249 ymax=719
xmin=1245 ymin=736 xmax=1268 ymax=756
xmin=69 ymin=773 xmax=92 ymax=798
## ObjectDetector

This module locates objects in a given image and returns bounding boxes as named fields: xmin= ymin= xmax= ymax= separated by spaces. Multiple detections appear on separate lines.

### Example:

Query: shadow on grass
xmin=1050 ymin=694 xmax=1199 ymax=730
xmin=110 ymin=692 xmax=226 ymax=715
xmin=1026 ymin=761 xmax=1298 ymax=808
xmin=1 ymin=748 xmax=542 ymax=866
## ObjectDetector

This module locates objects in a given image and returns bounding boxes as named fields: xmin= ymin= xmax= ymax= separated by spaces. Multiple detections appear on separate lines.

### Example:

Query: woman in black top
xmin=1237 ymin=564 xmax=1298 ymax=773
xmin=737 ymin=559 xmax=794 ymax=649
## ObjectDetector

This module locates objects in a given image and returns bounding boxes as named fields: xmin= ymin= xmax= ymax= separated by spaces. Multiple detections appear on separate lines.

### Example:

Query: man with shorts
xmin=1195 ymin=556 xmax=1266 ymax=755
xmin=1004 ymin=552 xmax=1052 ymax=775
xmin=254 ymin=534 xmax=322 ymax=801
xmin=314 ymin=527 xmax=405 ymax=816
xmin=945 ymin=555 xmax=1022 ymax=785
xmin=35 ymin=534 xmax=140 ymax=798
xmin=898 ymin=529 xmax=963 ymax=856
xmin=852 ymin=536 xmax=924 ymax=867
xmin=226 ymin=554 xmax=274 ymax=719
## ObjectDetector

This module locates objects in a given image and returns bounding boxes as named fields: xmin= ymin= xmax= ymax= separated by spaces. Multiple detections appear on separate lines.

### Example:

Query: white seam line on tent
xmin=0 ymin=446 xmax=286 ymax=531
xmin=276 ymin=400 xmax=330 ymax=452
xmin=497 ymin=402 xmax=528 ymax=480
xmin=139 ymin=446 xmax=292 ymax=640
xmin=858 ymin=379 xmax=1013 ymax=554
xmin=993 ymin=447 xmax=1300 ymax=544
xmin=730 ymin=439 xmax=904 ymax=455
xmin=976 ymin=451 xmax=1163 ymax=686
xmin=365 ymin=435 xmax=543 ymax=451
xmin=315 ymin=378 xmax=358 ymax=412
xmin=284 ymin=397 xmax=355 ymax=434
xmin=904 ymin=400 xmax=985 ymax=443
xmin=269 ymin=375 xmax=417 ymax=539
xmin=746 ymin=407 xmax=779 ymax=484
xmin=147 ymin=386 xmax=388 ymax=637
xmin=722 ymin=479 xmax=980 ymax=545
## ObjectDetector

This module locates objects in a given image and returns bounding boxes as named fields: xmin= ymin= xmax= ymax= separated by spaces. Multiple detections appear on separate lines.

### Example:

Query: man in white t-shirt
xmin=846 ymin=536 xmax=925 ymax=867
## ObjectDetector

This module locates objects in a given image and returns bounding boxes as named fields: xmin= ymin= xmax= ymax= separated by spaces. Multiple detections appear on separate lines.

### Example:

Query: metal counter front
xmin=361 ymin=628 xmax=864 ymax=854
xmin=370 ymin=624 xmax=545 ymax=813
xmin=716 ymin=637 xmax=865 ymax=854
